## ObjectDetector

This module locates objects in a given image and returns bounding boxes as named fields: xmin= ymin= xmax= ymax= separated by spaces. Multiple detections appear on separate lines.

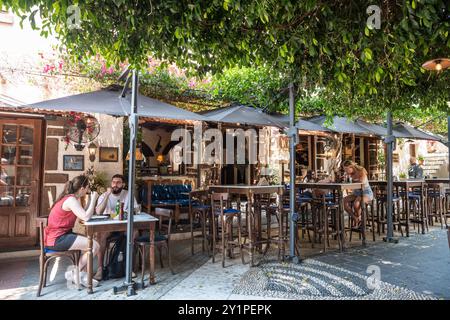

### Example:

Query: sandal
xmin=65 ymin=269 xmax=99 ymax=288
xmin=94 ymin=268 xmax=103 ymax=281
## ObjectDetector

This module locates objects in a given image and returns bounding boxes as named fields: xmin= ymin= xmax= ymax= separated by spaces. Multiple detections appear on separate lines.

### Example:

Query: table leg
xmin=338 ymin=190 xmax=345 ymax=251
xmin=149 ymin=222 xmax=156 ymax=285
xmin=361 ymin=187 xmax=366 ymax=247
xmin=278 ymin=191 xmax=285 ymax=260
xmin=257 ymin=201 xmax=262 ymax=253
xmin=87 ymin=233 xmax=93 ymax=294
xmin=247 ymin=191 xmax=255 ymax=266
xmin=405 ymin=187 xmax=410 ymax=237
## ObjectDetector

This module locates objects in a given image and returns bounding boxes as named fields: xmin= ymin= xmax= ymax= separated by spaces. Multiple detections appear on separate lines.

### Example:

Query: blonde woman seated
xmin=342 ymin=160 xmax=374 ymax=227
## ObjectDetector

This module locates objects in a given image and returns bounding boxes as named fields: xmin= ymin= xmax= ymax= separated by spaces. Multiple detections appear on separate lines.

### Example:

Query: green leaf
xmin=375 ymin=72 xmax=381 ymax=83
xmin=175 ymin=27 xmax=182 ymax=39
xmin=323 ymin=46 xmax=331 ymax=55
xmin=279 ymin=43 xmax=288 ymax=57
xmin=363 ymin=48 xmax=373 ymax=61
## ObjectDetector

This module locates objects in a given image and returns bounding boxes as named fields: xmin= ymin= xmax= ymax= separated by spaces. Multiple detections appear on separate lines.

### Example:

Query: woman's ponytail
xmin=50 ymin=175 xmax=88 ymax=210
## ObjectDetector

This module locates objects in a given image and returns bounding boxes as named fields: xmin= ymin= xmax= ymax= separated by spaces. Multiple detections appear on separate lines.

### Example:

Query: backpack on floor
xmin=103 ymin=234 xmax=127 ymax=280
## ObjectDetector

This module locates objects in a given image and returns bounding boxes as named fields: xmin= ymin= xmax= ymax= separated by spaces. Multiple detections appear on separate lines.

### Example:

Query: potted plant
xmin=417 ymin=155 xmax=424 ymax=165
xmin=399 ymin=172 xmax=407 ymax=180
xmin=89 ymin=171 xmax=109 ymax=193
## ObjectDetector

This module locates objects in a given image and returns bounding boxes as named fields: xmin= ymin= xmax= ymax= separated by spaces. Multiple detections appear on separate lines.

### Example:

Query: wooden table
xmin=81 ymin=213 xmax=158 ymax=294
xmin=296 ymin=182 xmax=365 ymax=250
xmin=208 ymin=185 xmax=285 ymax=265
xmin=425 ymin=179 xmax=450 ymax=184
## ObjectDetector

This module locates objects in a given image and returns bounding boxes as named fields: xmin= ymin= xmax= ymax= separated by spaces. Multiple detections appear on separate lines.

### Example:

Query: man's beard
xmin=112 ymin=187 xmax=123 ymax=195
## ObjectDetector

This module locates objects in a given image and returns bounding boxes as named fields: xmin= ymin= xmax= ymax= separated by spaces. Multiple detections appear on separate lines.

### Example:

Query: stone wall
xmin=41 ymin=114 xmax=123 ymax=214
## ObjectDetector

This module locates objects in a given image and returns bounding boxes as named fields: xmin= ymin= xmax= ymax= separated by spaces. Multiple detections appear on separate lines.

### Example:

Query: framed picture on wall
xmin=63 ymin=155 xmax=85 ymax=171
xmin=99 ymin=147 xmax=119 ymax=162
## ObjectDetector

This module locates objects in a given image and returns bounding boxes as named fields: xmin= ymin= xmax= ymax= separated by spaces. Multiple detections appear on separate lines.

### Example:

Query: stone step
xmin=423 ymin=166 xmax=444 ymax=170
xmin=423 ymin=152 xmax=448 ymax=156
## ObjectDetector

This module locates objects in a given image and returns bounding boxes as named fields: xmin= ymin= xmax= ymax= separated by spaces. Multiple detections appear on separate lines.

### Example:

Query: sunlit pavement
xmin=0 ymin=227 xmax=448 ymax=300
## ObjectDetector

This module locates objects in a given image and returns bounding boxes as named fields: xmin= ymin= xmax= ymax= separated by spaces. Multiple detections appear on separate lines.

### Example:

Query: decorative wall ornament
xmin=63 ymin=112 xmax=100 ymax=151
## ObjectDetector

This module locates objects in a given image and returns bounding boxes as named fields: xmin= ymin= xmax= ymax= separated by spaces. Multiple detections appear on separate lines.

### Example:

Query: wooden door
xmin=0 ymin=118 xmax=43 ymax=250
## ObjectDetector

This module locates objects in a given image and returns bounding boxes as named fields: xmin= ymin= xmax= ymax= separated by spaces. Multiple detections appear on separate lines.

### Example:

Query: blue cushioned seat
xmin=44 ymin=248 xmax=59 ymax=254
xmin=193 ymin=204 xmax=211 ymax=210
xmin=136 ymin=233 xmax=167 ymax=243
xmin=377 ymin=195 xmax=400 ymax=202
xmin=298 ymin=197 xmax=313 ymax=204
xmin=214 ymin=208 xmax=240 ymax=215
xmin=408 ymin=193 xmax=422 ymax=200
xmin=141 ymin=183 xmax=193 ymax=207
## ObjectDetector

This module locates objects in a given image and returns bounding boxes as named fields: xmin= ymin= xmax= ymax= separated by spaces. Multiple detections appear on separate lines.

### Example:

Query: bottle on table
xmin=119 ymin=202 xmax=124 ymax=220
xmin=114 ymin=199 xmax=120 ymax=219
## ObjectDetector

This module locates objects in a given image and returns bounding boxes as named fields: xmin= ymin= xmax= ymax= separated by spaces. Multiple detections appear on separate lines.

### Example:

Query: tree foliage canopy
xmin=1 ymin=0 xmax=449 ymax=120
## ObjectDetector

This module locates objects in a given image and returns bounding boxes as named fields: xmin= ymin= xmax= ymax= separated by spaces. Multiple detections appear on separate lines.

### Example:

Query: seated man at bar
xmin=408 ymin=156 xmax=424 ymax=179
xmin=342 ymin=160 xmax=374 ymax=227
xmin=301 ymin=170 xmax=316 ymax=198
xmin=95 ymin=174 xmax=139 ymax=280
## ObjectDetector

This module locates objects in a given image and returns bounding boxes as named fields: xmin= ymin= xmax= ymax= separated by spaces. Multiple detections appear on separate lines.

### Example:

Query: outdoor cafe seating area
xmin=183 ymin=178 xmax=450 ymax=262
xmin=18 ymin=87 xmax=448 ymax=296
xmin=32 ymin=174 xmax=450 ymax=296
xmin=31 ymin=111 xmax=449 ymax=296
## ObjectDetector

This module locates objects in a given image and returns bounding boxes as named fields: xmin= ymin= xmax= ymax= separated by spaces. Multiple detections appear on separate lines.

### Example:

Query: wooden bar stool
xmin=136 ymin=208 xmax=174 ymax=286
xmin=210 ymin=193 xmax=245 ymax=268
xmin=309 ymin=193 xmax=340 ymax=252
xmin=445 ymin=188 xmax=450 ymax=228
xmin=254 ymin=193 xmax=275 ymax=252
xmin=426 ymin=183 xmax=445 ymax=228
xmin=407 ymin=183 xmax=428 ymax=234
xmin=375 ymin=186 xmax=403 ymax=236
xmin=189 ymin=190 xmax=211 ymax=255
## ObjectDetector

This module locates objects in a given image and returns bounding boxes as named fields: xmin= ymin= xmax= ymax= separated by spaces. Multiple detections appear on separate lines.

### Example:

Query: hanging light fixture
xmin=126 ymin=144 xmax=144 ymax=161
xmin=422 ymin=58 xmax=450 ymax=72
xmin=88 ymin=142 xmax=98 ymax=162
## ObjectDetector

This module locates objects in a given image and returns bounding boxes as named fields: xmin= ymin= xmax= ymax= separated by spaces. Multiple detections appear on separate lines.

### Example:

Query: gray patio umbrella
xmin=355 ymin=119 xmax=410 ymax=137
xmin=308 ymin=116 xmax=378 ymax=135
xmin=296 ymin=118 xmax=335 ymax=132
xmin=355 ymin=120 xmax=391 ymax=136
xmin=266 ymin=112 xmax=334 ymax=132
xmin=21 ymin=85 xmax=207 ymax=122
xmin=200 ymin=105 xmax=285 ymax=127
xmin=392 ymin=122 xmax=442 ymax=141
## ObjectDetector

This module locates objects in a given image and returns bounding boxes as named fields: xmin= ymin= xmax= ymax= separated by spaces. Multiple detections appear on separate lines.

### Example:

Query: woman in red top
xmin=45 ymin=175 xmax=100 ymax=281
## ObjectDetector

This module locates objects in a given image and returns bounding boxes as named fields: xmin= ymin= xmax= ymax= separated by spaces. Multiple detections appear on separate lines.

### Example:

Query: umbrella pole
xmin=114 ymin=69 xmax=140 ymax=296
xmin=288 ymin=83 xmax=300 ymax=263
xmin=383 ymin=111 xmax=398 ymax=243
xmin=447 ymin=115 xmax=450 ymax=247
